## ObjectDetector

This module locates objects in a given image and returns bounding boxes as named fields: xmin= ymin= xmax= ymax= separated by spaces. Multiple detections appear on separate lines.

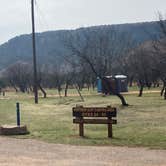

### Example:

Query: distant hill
xmin=0 ymin=21 xmax=162 ymax=70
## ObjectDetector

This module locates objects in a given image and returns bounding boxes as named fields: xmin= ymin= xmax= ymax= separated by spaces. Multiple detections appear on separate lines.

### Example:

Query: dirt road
xmin=1 ymin=89 xmax=163 ymax=166
xmin=0 ymin=137 xmax=166 ymax=166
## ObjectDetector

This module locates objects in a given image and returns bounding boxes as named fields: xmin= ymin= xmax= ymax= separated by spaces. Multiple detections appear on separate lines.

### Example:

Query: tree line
xmin=0 ymin=18 xmax=166 ymax=104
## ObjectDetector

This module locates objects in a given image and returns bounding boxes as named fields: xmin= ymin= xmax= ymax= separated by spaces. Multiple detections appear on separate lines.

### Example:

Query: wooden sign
xmin=73 ymin=106 xmax=116 ymax=117
xmin=73 ymin=105 xmax=117 ymax=138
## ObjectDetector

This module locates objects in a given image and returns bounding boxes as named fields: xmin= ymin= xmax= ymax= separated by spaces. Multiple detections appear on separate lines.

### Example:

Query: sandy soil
xmin=0 ymin=137 xmax=166 ymax=166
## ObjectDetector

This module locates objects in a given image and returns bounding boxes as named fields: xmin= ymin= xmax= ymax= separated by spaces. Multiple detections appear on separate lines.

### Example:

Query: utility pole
xmin=31 ymin=0 xmax=38 ymax=104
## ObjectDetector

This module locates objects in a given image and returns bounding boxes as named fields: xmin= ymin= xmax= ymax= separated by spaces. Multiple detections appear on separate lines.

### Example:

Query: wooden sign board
xmin=72 ymin=106 xmax=117 ymax=138
xmin=73 ymin=106 xmax=117 ymax=117
xmin=73 ymin=106 xmax=116 ymax=112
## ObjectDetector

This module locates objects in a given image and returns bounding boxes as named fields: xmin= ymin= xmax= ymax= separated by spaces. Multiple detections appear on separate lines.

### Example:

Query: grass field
xmin=0 ymin=87 xmax=166 ymax=149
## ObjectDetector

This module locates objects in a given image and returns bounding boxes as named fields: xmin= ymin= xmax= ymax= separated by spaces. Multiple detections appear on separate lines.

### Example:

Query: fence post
xmin=16 ymin=103 xmax=20 ymax=126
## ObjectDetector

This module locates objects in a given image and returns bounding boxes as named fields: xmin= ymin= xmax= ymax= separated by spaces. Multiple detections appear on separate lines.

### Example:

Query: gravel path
xmin=0 ymin=136 xmax=166 ymax=166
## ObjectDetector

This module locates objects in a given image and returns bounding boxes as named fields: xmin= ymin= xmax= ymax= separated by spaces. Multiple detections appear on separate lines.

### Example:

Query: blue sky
xmin=0 ymin=0 xmax=166 ymax=44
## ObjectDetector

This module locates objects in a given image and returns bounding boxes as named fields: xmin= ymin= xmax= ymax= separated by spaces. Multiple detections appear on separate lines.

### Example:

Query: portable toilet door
xmin=102 ymin=76 xmax=119 ymax=95
xmin=115 ymin=75 xmax=128 ymax=92
xmin=97 ymin=77 xmax=102 ymax=93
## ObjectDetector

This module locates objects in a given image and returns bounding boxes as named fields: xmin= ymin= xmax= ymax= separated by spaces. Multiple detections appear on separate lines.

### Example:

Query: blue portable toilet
xmin=97 ymin=77 xmax=102 ymax=93
xmin=97 ymin=75 xmax=128 ymax=94
xmin=115 ymin=75 xmax=128 ymax=92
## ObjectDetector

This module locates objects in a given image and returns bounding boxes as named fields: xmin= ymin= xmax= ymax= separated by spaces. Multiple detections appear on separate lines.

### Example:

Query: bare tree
xmin=151 ymin=14 xmax=166 ymax=99
xmin=0 ymin=78 xmax=7 ymax=96
xmin=4 ymin=62 xmax=33 ymax=93
xmin=64 ymin=27 xmax=131 ymax=106
xmin=126 ymin=45 xmax=156 ymax=97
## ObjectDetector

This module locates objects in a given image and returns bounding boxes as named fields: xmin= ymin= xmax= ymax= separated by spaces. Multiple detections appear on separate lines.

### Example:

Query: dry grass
xmin=0 ymin=88 xmax=166 ymax=148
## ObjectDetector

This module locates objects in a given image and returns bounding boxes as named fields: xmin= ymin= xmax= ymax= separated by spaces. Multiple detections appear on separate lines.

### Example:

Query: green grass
xmin=0 ymin=88 xmax=166 ymax=149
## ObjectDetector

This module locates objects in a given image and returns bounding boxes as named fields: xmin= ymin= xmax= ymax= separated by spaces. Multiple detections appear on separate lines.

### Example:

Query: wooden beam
xmin=73 ymin=119 xmax=117 ymax=124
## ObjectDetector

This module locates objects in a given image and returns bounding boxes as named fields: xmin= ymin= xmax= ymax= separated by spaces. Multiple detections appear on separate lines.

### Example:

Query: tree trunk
xmin=13 ymin=85 xmax=18 ymax=92
xmin=38 ymin=84 xmax=47 ymax=98
xmin=161 ymin=80 xmax=166 ymax=97
xmin=64 ymin=82 xmax=69 ymax=97
xmin=164 ymin=87 xmax=166 ymax=100
xmin=161 ymin=85 xmax=164 ymax=96
xmin=78 ymin=84 xmax=82 ymax=91
xmin=138 ymin=85 xmax=144 ymax=97
xmin=58 ymin=86 xmax=62 ymax=98
xmin=129 ymin=76 xmax=134 ymax=87
xmin=157 ymin=83 xmax=160 ymax=87
xmin=116 ymin=93 xmax=128 ymax=106
xmin=75 ymin=85 xmax=84 ymax=102
xmin=87 ymin=84 xmax=90 ymax=91
xmin=92 ymin=83 xmax=95 ymax=91
xmin=29 ymin=86 xmax=33 ymax=92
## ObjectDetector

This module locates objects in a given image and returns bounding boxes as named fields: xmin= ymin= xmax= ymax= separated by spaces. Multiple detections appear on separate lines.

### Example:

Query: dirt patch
xmin=0 ymin=136 xmax=166 ymax=166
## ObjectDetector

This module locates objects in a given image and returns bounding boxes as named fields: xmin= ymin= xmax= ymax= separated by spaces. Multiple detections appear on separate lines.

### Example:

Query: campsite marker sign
xmin=73 ymin=105 xmax=117 ymax=138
